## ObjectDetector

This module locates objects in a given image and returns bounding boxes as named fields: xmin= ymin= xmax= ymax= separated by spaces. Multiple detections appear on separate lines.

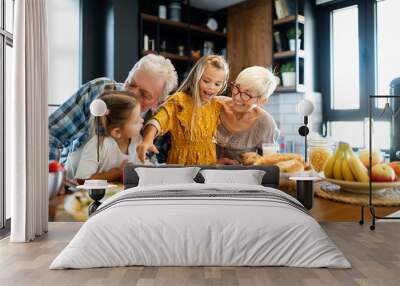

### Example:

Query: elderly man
xmin=49 ymin=54 xmax=178 ymax=164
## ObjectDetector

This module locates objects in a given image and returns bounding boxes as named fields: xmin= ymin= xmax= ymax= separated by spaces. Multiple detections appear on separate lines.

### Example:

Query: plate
xmin=206 ymin=18 xmax=218 ymax=31
xmin=324 ymin=178 xmax=400 ymax=194
xmin=280 ymin=169 xmax=313 ymax=179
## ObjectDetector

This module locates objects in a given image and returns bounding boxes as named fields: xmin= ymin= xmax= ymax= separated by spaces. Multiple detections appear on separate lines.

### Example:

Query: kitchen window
xmin=331 ymin=5 xmax=360 ymax=110
xmin=376 ymin=0 xmax=400 ymax=108
xmin=48 ymin=0 xmax=80 ymax=115
xmin=318 ymin=0 xmax=396 ymax=152
xmin=329 ymin=120 xmax=390 ymax=150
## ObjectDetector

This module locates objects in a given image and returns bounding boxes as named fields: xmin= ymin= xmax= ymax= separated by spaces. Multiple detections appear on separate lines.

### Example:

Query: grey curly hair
xmin=126 ymin=54 xmax=178 ymax=99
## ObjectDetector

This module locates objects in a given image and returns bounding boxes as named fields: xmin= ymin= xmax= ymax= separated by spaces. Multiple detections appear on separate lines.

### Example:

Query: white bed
xmin=50 ymin=182 xmax=351 ymax=269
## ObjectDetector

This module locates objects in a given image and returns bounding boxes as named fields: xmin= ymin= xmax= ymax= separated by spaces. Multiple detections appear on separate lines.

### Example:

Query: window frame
xmin=1 ymin=0 xmax=13 ymax=233
xmin=317 ymin=0 xmax=394 ymax=147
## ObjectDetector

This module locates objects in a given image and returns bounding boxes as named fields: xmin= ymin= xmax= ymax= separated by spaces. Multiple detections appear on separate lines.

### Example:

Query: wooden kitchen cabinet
xmin=227 ymin=0 xmax=273 ymax=81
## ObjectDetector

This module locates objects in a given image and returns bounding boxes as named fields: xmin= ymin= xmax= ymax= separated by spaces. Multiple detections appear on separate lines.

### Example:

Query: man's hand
xmin=136 ymin=141 xmax=159 ymax=164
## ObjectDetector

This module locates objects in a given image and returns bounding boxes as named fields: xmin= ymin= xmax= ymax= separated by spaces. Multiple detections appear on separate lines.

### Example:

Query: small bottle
xmin=143 ymin=34 xmax=149 ymax=51
xmin=158 ymin=5 xmax=167 ymax=19
xmin=276 ymin=133 xmax=285 ymax=153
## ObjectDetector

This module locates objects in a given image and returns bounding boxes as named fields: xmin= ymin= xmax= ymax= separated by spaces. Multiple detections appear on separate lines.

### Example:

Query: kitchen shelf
xmin=273 ymin=15 xmax=305 ymax=26
xmin=141 ymin=13 xmax=226 ymax=38
xmin=274 ymin=50 xmax=305 ymax=59
xmin=142 ymin=50 xmax=196 ymax=62
xmin=139 ymin=2 xmax=227 ymax=82
xmin=272 ymin=0 xmax=305 ymax=93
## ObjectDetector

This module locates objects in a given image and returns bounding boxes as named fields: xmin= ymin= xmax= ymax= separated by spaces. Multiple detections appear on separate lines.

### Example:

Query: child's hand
xmin=137 ymin=141 xmax=159 ymax=164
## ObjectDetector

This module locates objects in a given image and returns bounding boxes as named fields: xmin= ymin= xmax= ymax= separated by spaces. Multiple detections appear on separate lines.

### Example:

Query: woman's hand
xmin=136 ymin=140 xmax=159 ymax=164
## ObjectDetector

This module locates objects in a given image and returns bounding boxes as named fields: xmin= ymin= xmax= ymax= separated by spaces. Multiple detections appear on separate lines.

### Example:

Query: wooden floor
xmin=1 ymin=221 xmax=400 ymax=286
xmin=310 ymin=196 xmax=400 ymax=221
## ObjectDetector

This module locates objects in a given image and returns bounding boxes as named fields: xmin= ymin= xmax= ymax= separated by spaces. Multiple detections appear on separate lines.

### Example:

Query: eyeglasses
xmin=230 ymin=82 xmax=259 ymax=101
xmin=125 ymin=79 xmax=155 ymax=102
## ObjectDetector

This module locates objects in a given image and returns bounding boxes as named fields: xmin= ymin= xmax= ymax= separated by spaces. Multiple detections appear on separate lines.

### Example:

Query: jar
xmin=169 ymin=1 xmax=181 ymax=22
xmin=158 ymin=5 xmax=167 ymax=19
xmin=308 ymin=137 xmax=336 ymax=173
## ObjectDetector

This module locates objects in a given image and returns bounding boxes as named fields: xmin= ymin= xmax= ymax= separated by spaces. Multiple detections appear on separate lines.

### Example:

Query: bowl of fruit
xmin=322 ymin=142 xmax=400 ymax=194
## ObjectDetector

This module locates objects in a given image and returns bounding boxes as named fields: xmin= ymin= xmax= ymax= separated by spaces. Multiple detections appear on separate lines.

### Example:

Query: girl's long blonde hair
xmin=178 ymin=55 xmax=229 ymax=107
xmin=177 ymin=55 xmax=229 ymax=139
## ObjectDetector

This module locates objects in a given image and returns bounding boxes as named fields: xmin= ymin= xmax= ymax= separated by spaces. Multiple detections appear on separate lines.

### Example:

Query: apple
xmin=389 ymin=161 xmax=400 ymax=180
xmin=48 ymin=160 xmax=64 ymax=173
xmin=359 ymin=149 xmax=383 ymax=167
xmin=371 ymin=163 xmax=396 ymax=182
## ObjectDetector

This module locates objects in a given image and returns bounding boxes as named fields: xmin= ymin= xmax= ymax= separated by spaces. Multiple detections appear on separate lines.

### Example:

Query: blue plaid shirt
xmin=48 ymin=77 xmax=123 ymax=163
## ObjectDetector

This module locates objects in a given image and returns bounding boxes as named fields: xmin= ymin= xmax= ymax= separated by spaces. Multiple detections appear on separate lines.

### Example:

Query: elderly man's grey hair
xmin=126 ymin=54 xmax=178 ymax=99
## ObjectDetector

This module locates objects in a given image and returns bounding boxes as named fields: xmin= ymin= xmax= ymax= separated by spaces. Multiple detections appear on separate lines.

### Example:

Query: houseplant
xmin=287 ymin=28 xmax=302 ymax=51
xmin=281 ymin=63 xmax=296 ymax=87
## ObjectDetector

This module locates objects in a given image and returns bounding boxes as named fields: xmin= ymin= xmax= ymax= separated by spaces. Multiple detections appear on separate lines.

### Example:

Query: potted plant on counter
xmin=287 ymin=28 xmax=302 ymax=51
xmin=281 ymin=63 xmax=296 ymax=87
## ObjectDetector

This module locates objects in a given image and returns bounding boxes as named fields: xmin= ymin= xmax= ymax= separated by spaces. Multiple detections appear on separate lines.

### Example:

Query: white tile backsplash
xmin=279 ymin=104 xmax=297 ymax=114
xmin=264 ymin=91 xmax=323 ymax=155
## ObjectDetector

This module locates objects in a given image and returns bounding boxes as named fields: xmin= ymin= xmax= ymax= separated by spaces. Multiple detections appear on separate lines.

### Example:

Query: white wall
xmin=47 ymin=0 xmax=80 ymax=113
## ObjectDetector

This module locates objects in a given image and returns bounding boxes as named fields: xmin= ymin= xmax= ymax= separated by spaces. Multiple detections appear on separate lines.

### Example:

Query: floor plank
xmin=1 ymin=221 xmax=399 ymax=286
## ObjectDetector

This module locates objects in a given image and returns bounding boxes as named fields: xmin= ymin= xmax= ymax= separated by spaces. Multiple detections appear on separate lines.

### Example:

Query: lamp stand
xmin=298 ymin=116 xmax=309 ymax=162
xmin=88 ymin=188 xmax=106 ymax=215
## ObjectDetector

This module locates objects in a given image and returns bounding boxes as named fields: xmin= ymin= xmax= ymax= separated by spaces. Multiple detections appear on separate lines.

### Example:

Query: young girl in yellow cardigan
xmin=137 ymin=55 xmax=230 ymax=165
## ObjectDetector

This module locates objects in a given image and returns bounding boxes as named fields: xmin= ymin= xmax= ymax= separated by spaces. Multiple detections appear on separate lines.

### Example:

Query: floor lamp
xmin=297 ymin=98 xmax=315 ymax=163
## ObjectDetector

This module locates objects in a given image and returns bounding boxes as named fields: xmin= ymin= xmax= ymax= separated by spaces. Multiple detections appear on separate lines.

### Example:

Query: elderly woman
xmin=217 ymin=66 xmax=279 ymax=165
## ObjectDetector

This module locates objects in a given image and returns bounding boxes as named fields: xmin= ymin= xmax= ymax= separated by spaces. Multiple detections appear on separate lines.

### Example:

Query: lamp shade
xmin=90 ymin=99 xmax=108 ymax=117
xmin=297 ymin=99 xmax=315 ymax=116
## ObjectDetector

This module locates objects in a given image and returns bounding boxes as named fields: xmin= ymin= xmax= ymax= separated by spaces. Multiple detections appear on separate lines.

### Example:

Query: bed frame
xmin=123 ymin=164 xmax=280 ymax=189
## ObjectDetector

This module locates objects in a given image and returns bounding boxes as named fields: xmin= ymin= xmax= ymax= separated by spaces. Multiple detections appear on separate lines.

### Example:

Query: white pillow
xmin=200 ymin=169 xmax=266 ymax=185
xmin=135 ymin=167 xmax=200 ymax=186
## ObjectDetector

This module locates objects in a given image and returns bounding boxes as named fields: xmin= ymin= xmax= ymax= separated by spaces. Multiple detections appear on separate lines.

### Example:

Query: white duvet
xmin=50 ymin=183 xmax=351 ymax=269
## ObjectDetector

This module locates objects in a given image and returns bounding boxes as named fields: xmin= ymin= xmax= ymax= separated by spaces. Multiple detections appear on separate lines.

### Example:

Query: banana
xmin=345 ymin=144 xmax=369 ymax=182
xmin=333 ymin=148 xmax=344 ymax=180
xmin=323 ymin=147 xmax=341 ymax=178
xmin=342 ymin=149 xmax=355 ymax=181
xmin=323 ymin=155 xmax=335 ymax=178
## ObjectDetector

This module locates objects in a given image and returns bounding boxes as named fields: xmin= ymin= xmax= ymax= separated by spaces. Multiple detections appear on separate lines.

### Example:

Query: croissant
xmin=254 ymin=153 xmax=304 ymax=166
xmin=242 ymin=152 xmax=262 ymax=165
xmin=275 ymin=159 xmax=304 ymax=173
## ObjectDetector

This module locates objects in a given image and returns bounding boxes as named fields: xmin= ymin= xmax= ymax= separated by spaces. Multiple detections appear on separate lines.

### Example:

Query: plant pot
xmin=282 ymin=72 xmax=296 ymax=87
xmin=289 ymin=39 xmax=301 ymax=51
